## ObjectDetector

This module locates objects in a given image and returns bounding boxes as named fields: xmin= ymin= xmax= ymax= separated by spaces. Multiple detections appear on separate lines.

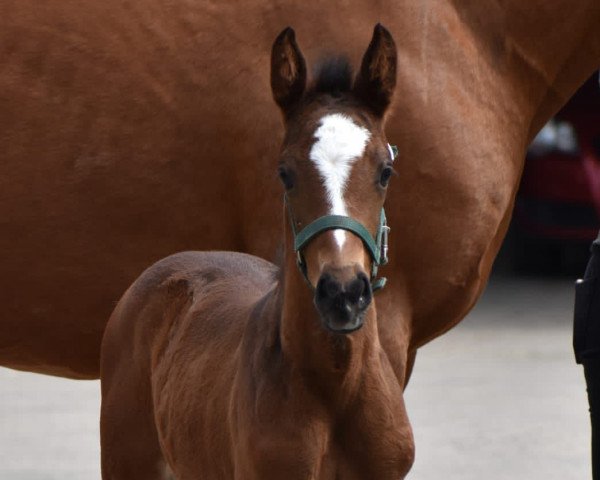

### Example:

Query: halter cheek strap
xmin=286 ymin=195 xmax=390 ymax=292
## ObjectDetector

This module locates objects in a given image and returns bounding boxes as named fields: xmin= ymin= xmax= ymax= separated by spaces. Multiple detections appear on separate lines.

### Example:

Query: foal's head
xmin=271 ymin=24 xmax=397 ymax=333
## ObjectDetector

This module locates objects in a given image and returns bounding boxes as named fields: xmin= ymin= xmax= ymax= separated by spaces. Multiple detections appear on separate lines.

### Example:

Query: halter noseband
xmin=286 ymin=200 xmax=390 ymax=291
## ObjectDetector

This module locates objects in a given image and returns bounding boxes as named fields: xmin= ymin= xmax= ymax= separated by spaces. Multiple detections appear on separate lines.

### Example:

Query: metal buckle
xmin=380 ymin=225 xmax=390 ymax=265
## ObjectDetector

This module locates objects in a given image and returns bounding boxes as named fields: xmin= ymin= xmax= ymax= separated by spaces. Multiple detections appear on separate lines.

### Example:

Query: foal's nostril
xmin=345 ymin=272 xmax=372 ymax=312
xmin=346 ymin=273 xmax=366 ymax=302
xmin=316 ymin=274 xmax=339 ymax=308
xmin=324 ymin=274 xmax=342 ymax=298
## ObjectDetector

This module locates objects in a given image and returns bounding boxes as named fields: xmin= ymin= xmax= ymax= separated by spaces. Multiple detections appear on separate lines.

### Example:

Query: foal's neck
xmin=274 ymin=237 xmax=378 ymax=403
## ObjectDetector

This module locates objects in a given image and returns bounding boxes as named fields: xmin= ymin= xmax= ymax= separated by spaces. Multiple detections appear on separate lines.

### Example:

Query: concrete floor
xmin=0 ymin=274 xmax=590 ymax=479
xmin=0 ymin=371 xmax=99 ymax=480
xmin=405 ymin=275 xmax=589 ymax=479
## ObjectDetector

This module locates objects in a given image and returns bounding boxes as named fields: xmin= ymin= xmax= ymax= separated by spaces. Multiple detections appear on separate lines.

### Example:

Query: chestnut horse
xmin=1 ymin=1 xmax=599 ymax=383
xmin=101 ymin=26 xmax=414 ymax=479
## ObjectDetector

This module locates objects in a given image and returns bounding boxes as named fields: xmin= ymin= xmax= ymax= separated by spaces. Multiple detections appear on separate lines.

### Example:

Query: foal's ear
xmin=271 ymin=27 xmax=307 ymax=114
xmin=353 ymin=24 xmax=397 ymax=117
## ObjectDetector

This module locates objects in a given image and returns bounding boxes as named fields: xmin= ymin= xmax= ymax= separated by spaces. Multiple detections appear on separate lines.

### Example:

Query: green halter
xmin=285 ymin=195 xmax=390 ymax=292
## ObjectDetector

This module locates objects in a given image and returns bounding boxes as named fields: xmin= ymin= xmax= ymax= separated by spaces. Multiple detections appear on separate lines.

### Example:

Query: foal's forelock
xmin=309 ymin=113 xmax=371 ymax=249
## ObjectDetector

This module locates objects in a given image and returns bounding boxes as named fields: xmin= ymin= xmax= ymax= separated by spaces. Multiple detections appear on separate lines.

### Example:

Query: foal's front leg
xmin=232 ymin=402 xmax=331 ymax=480
xmin=234 ymin=434 xmax=329 ymax=480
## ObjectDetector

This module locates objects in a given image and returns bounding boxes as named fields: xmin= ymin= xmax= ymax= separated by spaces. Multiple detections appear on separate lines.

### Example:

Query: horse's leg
xmin=100 ymin=311 xmax=170 ymax=480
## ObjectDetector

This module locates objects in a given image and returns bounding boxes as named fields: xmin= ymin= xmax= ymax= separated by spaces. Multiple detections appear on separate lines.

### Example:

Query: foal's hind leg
xmin=100 ymin=316 xmax=170 ymax=479
xmin=100 ymin=386 xmax=171 ymax=480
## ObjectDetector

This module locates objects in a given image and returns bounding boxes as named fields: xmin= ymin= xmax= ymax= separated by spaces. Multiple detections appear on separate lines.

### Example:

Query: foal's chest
xmin=231 ymin=380 xmax=414 ymax=480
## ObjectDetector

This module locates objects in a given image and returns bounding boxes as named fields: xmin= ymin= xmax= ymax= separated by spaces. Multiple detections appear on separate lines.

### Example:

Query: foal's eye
xmin=278 ymin=166 xmax=294 ymax=190
xmin=379 ymin=166 xmax=393 ymax=188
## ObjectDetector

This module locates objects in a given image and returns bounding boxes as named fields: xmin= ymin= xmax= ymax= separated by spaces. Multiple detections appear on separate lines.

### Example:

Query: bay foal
xmin=100 ymin=25 xmax=414 ymax=479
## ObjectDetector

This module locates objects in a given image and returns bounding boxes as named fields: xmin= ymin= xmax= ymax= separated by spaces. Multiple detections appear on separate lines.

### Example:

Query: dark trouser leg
xmin=574 ymin=234 xmax=600 ymax=478
xmin=585 ymin=359 xmax=600 ymax=479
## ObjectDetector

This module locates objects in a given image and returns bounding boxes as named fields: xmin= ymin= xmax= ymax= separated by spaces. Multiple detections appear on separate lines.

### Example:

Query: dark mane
xmin=311 ymin=56 xmax=353 ymax=96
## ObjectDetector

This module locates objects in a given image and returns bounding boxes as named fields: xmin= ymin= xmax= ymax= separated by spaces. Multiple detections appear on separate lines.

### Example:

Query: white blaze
xmin=309 ymin=113 xmax=371 ymax=248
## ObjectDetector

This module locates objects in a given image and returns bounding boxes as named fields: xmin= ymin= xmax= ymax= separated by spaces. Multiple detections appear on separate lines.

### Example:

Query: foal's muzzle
xmin=314 ymin=270 xmax=372 ymax=333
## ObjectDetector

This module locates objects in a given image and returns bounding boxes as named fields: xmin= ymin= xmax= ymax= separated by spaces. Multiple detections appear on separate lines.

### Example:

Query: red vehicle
xmin=513 ymin=75 xmax=600 ymax=273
